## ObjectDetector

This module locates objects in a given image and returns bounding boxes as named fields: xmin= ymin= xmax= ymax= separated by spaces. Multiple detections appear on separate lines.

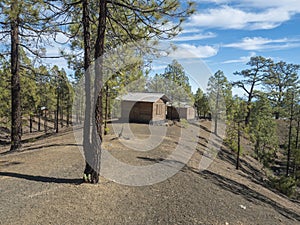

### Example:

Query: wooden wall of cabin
xmin=152 ymin=99 xmax=166 ymax=122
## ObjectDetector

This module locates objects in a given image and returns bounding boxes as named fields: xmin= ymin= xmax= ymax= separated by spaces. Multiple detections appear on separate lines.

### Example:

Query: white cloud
xmin=198 ymin=0 xmax=300 ymax=11
xmin=222 ymin=52 xmax=256 ymax=64
xmin=180 ymin=28 xmax=202 ymax=34
xmin=237 ymin=0 xmax=300 ymax=12
xmin=224 ymin=37 xmax=300 ymax=50
xmin=187 ymin=5 xmax=294 ymax=30
xmin=196 ymin=0 xmax=230 ymax=3
xmin=172 ymin=32 xmax=217 ymax=42
xmin=168 ymin=44 xmax=219 ymax=59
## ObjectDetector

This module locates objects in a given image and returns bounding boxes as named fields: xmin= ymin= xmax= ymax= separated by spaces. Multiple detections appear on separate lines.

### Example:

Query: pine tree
xmin=224 ymin=96 xmax=247 ymax=170
xmin=207 ymin=70 xmax=231 ymax=136
xmin=250 ymin=95 xmax=278 ymax=167
xmin=263 ymin=61 xmax=299 ymax=119
xmin=72 ymin=0 xmax=194 ymax=183
xmin=0 ymin=0 xmax=67 ymax=151
xmin=233 ymin=56 xmax=273 ymax=125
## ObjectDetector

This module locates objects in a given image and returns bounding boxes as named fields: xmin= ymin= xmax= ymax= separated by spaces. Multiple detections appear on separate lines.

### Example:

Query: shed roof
xmin=119 ymin=92 xmax=171 ymax=103
xmin=167 ymin=102 xmax=194 ymax=108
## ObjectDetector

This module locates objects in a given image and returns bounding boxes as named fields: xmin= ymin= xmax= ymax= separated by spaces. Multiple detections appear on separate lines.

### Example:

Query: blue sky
xmin=46 ymin=0 xmax=300 ymax=95
xmin=149 ymin=0 xmax=300 ymax=94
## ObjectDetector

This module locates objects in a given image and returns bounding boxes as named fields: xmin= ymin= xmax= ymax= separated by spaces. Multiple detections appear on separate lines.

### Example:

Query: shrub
xmin=269 ymin=176 xmax=298 ymax=197
xmin=180 ymin=119 xmax=189 ymax=128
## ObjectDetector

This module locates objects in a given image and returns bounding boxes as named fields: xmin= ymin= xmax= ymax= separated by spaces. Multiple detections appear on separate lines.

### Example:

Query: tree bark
xmin=286 ymin=93 xmax=294 ymax=177
xmin=245 ymin=83 xmax=255 ymax=125
xmin=82 ymin=0 xmax=107 ymax=184
xmin=55 ymin=86 xmax=59 ymax=133
xmin=214 ymin=81 xmax=220 ymax=136
xmin=29 ymin=114 xmax=33 ymax=133
xmin=67 ymin=97 xmax=71 ymax=127
xmin=89 ymin=0 xmax=107 ymax=183
xmin=292 ymin=120 xmax=299 ymax=176
xmin=236 ymin=121 xmax=241 ymax=170
xmin=10 ymin=0 xmax=22 ymax=151
xmin=104 ymin=83 xmax=109 ymax=135
xmin=38 ymin=111 xmax=41 ymax=131
xmin=82 ymin=0 xmax=92 ymax=181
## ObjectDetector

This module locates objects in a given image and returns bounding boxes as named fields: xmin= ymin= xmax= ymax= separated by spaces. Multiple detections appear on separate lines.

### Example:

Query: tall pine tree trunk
xmin=104 ymin=83 xmax=109 ymax=135
xmin=293 ymin=119 xmax=300 ymax=178
xmin=88 ymin=0 xmax=107 ymax=183
xmin=55 ymin=86 xmax=59 ymax=133
xmin=82 ymin=0 xmax=93 ymax=181
xmin=236 ymin=121 xmax=241 ymax=170
xmin=286 ymin=93 xmax=294 ymax=177
xmin=10 ymin=0 xmax=22 ymax=151
xmin=214 ymin=84 xmax=220 ymax=136
xmin=82 ymin=0 xmax=108 ymax=184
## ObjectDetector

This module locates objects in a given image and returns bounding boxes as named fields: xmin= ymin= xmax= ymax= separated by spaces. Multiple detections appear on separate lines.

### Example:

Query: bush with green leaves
xmin=269 ymin=176 xmax=298 ymax=197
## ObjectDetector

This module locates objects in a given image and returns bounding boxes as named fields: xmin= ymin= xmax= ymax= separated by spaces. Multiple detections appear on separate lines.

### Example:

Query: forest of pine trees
xmin=0 ymin=0 xmax=299 ymax=196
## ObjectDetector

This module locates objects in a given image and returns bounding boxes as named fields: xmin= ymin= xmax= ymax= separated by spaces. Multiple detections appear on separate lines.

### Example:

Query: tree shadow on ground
xmin=0 ymin=140 xmax=10 ymax=146
xmin=0 ymin=171 xmax=82 ymax=184
xmin=138 ymin=155 xmax=300 ymax=222
xmin=23 ymin=143 xmax=81 ymax=152
xmin=217 ymin=147 xmax=266 ymax=186
xmin=195 ymin=169 xmax=300 ymax=222
xmin=189 ymin=121 xmax=213 ymax=134
xmin=1 ymin=127 xmax=77 ymax=149
xmin=0 ymin=143 xmax=81 ymax=155
xmin=0 ymin=160 xmax=23 ymax=167
xmin=137 ymin=156 xmax=185 ymax=166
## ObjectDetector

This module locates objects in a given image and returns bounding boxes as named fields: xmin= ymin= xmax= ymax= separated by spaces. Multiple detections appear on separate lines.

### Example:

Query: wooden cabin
xmin=120 ymin=92 xmax=171 ymax=123
xmin=167 ymin=103 xmax=196 ymax=121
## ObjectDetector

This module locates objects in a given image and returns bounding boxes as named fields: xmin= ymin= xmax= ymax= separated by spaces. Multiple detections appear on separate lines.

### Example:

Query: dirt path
xmin=0 ymin=122 xmax=300 ymax=225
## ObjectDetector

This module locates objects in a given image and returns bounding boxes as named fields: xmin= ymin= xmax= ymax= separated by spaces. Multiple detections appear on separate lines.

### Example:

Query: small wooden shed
xmin=120 ymin=92 xmax=171 ymax=123
xmin=167 ymin=103 xmax=196 ymax=121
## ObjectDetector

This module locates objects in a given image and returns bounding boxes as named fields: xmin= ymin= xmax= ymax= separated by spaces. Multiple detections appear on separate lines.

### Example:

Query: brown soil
xmin=0 ymin=120 xmax=300 ymax=225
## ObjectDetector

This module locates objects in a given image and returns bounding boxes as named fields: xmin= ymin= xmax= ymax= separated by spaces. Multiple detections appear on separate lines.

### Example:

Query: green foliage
xmin=269 ymin=176 xmax=298 ymax=197
xmin=250 ymin=95 xmax=278 ymax=166
xmin=264 ymin=61 xmax=300 ymax=119
xmin=207 ymin=70 xmax=232 ymax=119
xmin=0 ymin=61 xmax=11 ymax=127
xmin=233 ymin=56 xmax=273 ymax=124
xmin=224 ymin=125 xmax=240 ymax=153
xmin=194 ymin=88 xmax=209 ymax=118
xmin=66 ymin=0 xmax=194 ymax=81
xmin=104 ymin=127 xmax=110 ymax=135
xmin=180 ymin=118 xmax=189 ymax=128
xmin=224 ymin=96 xmax=246 ymax=153
xmin=147 ymin=60 xmax=194 ymax=104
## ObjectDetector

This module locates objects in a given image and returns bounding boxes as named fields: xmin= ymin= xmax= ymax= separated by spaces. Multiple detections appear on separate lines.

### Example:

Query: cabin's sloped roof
xmin=119 ymin=92 xmax=171 ymax=103
xmin=166 ymin=102 xmax=194 ymax=108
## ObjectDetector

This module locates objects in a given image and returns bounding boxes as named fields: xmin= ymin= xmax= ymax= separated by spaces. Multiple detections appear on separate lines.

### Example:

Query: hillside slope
xmin=0 ymin=121 xmax=299 ymax=225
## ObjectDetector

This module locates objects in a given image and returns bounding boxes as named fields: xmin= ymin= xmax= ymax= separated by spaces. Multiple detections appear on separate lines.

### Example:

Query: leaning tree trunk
xmin=245 ymin=82 xmax=255 ymax=126
xmin=10 ymin=1 xmax=22 ymax=151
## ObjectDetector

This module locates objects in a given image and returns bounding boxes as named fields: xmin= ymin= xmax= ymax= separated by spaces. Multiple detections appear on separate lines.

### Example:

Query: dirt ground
xmin=0 ymin=120 xmax=300 ymax=225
